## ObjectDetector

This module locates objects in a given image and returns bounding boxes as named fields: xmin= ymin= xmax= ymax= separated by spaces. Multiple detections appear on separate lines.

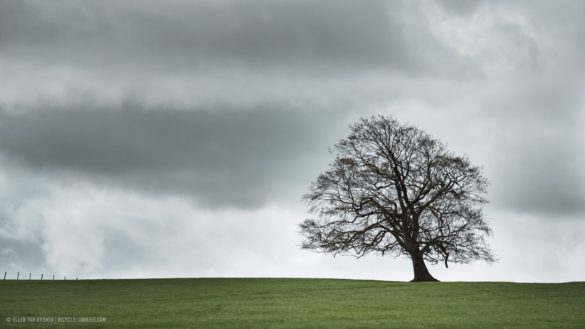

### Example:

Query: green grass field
xmin=1 ymin=278 xmax=584 ymax=328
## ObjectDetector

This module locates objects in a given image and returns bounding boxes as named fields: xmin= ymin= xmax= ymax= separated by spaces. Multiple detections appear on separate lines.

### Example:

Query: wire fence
xmin=2 ymin=271 xmax=84 ymax=281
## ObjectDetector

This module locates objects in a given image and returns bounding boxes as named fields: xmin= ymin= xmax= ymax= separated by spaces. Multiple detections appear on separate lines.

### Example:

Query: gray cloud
xmin=436 ymin=0 xmax=483 ymax=15
xmin=0 ymin=0 xmax=473 ymax=111
xmin=0 ymin=103 xmax=353 ymax=208
xmin=0 ymin=0 xmax=455 ymax=76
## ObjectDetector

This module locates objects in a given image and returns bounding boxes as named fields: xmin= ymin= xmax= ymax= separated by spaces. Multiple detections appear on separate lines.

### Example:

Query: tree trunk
xmin=410 ymin=253 xmax=439 ymax=282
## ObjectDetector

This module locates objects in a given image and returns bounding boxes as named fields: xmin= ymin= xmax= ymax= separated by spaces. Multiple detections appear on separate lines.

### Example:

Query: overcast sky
xmin=0 ymin=0 xmax=584 ymax=282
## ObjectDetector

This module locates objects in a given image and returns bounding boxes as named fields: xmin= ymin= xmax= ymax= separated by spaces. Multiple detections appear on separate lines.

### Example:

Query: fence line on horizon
xmin=2 ymin=271 xmax=84 ymax=281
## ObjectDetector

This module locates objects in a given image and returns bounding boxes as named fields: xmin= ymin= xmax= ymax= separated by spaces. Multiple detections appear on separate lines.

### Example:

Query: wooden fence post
xmin=29 ymin=272 xmax=31 ymax=280
xmin=3 ymin=272 xmax=6 ymax=280
xmin=53 ymin=274 xmax=55 ymax=280
xmin=41 ymin=274 xmax=43 ymax=281
xmin=17 ymin=272 xmax=19 ymax=280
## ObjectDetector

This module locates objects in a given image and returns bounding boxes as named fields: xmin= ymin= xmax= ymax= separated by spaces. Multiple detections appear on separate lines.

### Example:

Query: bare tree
xmin=300 ymin=115 xmax=494 ymax=281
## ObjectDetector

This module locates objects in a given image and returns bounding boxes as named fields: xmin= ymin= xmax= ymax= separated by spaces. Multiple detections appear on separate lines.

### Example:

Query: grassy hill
xmin=1 ymin=278 xmax=584 ymax=328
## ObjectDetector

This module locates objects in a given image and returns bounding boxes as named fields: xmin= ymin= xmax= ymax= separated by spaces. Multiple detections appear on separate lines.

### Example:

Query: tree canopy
xmin=300 ymin=115 xmax=494 ymax=281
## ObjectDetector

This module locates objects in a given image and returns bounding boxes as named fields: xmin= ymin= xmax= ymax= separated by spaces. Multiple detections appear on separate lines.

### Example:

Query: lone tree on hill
xmin=300 ymin=115 xmax=494 ymax=282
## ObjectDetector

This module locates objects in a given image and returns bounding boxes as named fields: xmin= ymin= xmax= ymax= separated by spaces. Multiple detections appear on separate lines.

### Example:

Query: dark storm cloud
xmin=0 ymin=0 xmax=455 ymax=76
xmin=0 ymin=104 xmax=351 ymax=208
